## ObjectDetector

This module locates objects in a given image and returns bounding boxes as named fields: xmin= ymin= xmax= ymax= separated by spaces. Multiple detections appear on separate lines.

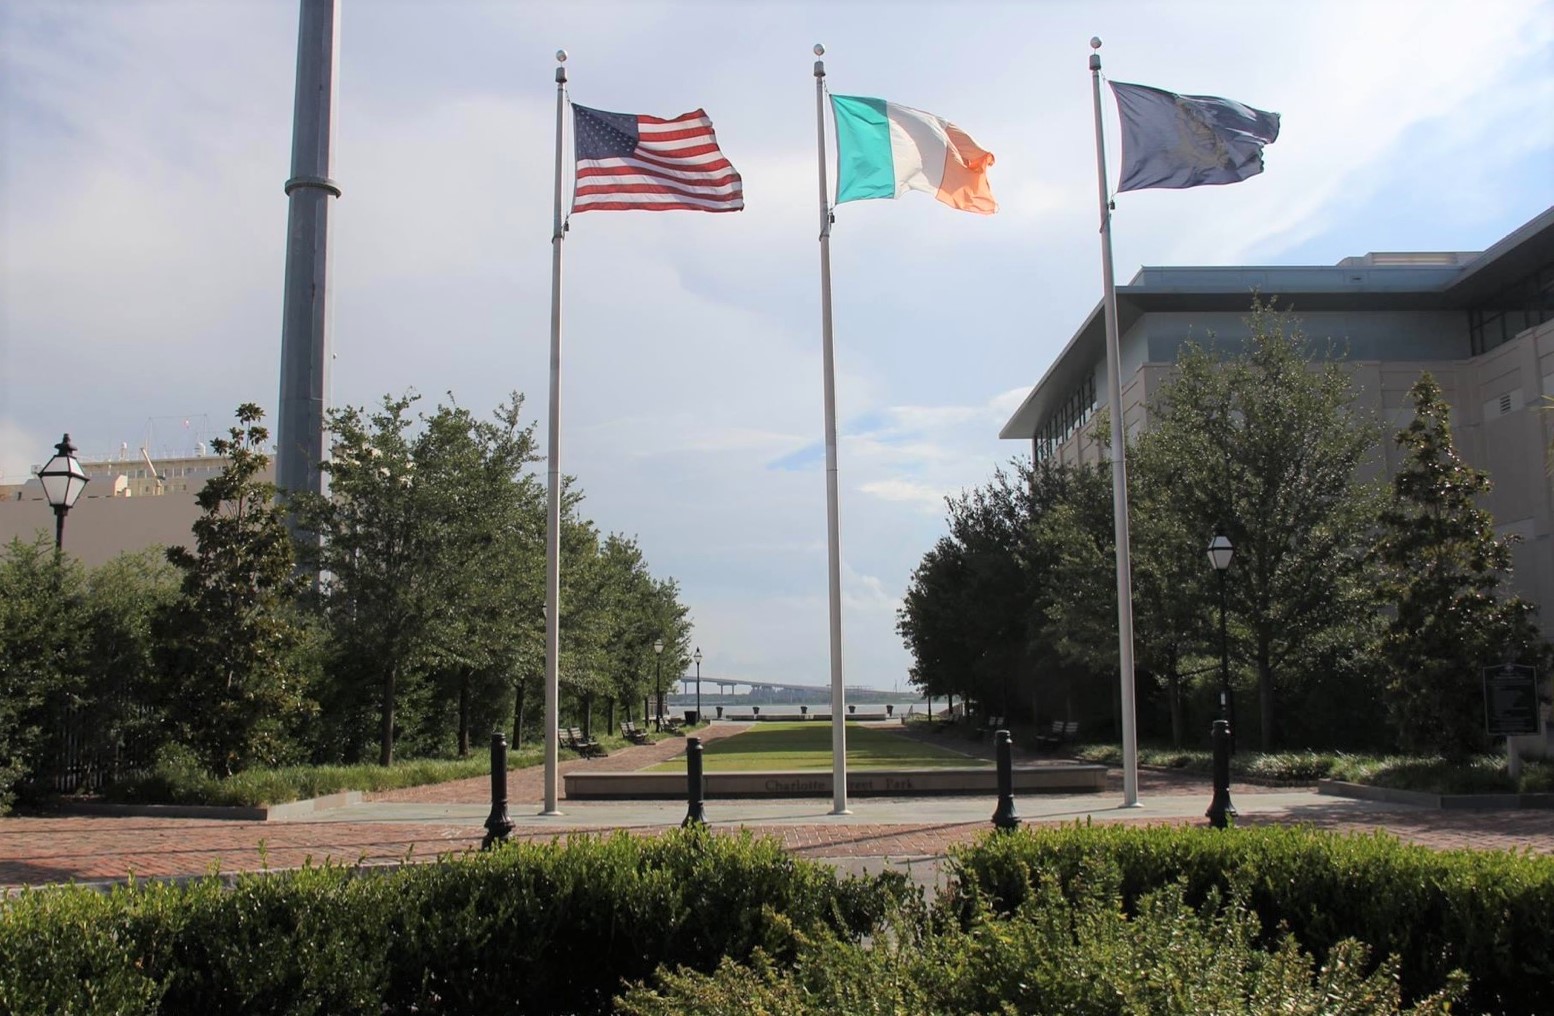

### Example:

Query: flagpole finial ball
xmin=1090 ymin=37 xmax=1102 ymax=50
xmin=556 ymin=49 xmax=567 ymax=63
xmin=813 ymin=43 xmax=825 ymax=56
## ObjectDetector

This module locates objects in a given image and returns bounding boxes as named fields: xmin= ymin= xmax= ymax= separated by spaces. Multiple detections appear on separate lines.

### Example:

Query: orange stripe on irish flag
xmin=832 ymin=95 xmax=997 ymax=215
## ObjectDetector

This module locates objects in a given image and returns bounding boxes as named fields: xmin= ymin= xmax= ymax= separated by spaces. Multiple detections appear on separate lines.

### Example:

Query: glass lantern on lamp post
xmin=37 ymin=434 xmax=89 ymax=550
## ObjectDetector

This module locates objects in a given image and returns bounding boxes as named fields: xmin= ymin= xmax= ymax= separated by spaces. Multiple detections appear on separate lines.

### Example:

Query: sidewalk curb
xmin=52 ymin=791 xmax=364 ymax=822
xmin=1318 ymin=780 xmax=1554 ymax=810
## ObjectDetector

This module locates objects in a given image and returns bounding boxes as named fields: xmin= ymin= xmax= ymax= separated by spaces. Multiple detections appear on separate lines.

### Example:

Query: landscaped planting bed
xmin=1074 ymin=742 xmax=1554 ymax=793
xmin=3 ymin=825 xmax=1548 ymax=1014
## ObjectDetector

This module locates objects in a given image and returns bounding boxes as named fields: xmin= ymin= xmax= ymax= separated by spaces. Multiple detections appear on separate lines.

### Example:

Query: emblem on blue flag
xmin=1109 ymin=81 xmax=1280 ymax=192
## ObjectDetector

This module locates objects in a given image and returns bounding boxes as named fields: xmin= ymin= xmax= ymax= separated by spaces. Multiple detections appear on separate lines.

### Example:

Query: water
xmin=669 ymin=702 xmax=931 ymax=721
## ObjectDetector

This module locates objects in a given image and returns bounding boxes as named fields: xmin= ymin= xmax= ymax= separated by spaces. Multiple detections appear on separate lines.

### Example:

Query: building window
xmin=1469 ymin=260 xmax=1554 ymax=355
xmin=1033 ymin=373 xmax=1099 ymax=462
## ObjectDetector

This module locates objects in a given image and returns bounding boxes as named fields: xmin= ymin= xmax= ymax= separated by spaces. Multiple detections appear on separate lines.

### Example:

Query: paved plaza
xmin=3 ymin=723 xmax=1550 ymax=890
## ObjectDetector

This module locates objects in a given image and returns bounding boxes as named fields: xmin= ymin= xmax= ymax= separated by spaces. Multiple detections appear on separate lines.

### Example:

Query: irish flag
xmin=830 ymin=95 xmax=997 ymax=214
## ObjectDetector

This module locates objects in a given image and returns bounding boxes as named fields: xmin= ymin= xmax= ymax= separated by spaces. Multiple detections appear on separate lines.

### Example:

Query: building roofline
xmin=999 ymin=205 xmax=1554 ymax=441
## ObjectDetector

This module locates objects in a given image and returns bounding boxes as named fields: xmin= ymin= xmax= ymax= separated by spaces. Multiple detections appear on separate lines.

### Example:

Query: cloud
xmin=0 ymin=420 xmax=48 ymax=484
xmin=3 ymin=0 xmax=1550 ymax=692
xmin=857 ymin=478 xmax=949 ymax=512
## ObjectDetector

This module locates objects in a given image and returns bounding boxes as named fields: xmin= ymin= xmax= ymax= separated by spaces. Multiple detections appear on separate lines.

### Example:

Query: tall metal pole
xmin=695 ymin=651 xmax=702 ymax=723
xmin=814 ymin=45 xmax=849 ymax=816
xmin=277 ymin=0 xmax=341 ymax=523
xmin=1218 ymin=568 xmax=1230 ymax=723
xmin=541 ymin=51 xmax=568 ymax=816
xmin=1089 ymin=38 xmax=1141 ymax=808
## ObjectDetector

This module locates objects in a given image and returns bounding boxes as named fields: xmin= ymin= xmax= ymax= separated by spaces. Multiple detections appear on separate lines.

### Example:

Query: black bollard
xmin=482 ymin=730 xmax=515 ymax=849
xmin=682 ymin=736 xmax=707 ymax=827
xmin=991 ymin=729 xmax=1021 ymax=831
xmin=1205 ymin=719 xmax=1237 ymax=830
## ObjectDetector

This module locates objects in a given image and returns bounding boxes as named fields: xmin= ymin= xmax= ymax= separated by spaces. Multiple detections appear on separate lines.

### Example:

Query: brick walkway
xmin=3 ymin=726 xmax=1550 ymax=890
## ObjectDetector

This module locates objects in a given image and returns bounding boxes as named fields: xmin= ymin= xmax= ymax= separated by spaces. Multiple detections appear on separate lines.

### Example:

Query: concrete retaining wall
xmin=565 ymin=765 xmax=1107 ymax=800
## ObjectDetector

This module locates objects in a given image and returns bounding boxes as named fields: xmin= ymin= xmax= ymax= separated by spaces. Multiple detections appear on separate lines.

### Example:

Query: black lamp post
xmin=1206 ymin=530 xmax=1235 ymax=732
xmin=693 ymin=646 xmax=702 ymax=725
xmin=1205 ymin=528 xmax=1237 ymax=829
xmin=653 ymin=638 xmax=664 ymax=732
xmin=37 ymin=434 xmax=89 ymax=551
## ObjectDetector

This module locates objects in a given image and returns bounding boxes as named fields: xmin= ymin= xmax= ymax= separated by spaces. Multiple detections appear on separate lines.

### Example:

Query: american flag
xmin=571 ymin=104 xmax=744 ymax=213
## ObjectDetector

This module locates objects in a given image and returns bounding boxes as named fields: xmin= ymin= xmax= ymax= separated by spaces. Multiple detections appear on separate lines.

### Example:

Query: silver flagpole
xmin=813 ymin=44 xmax=850 ymax=815
xmin=1088 ymin=37 xmax=1141 ymax=808
xmin=542 ymin=50 xmax=568 ymax=816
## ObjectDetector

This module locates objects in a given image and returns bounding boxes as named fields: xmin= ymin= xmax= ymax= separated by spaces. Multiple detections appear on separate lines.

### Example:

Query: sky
xmin=2 ymin=0 xmax=1552 ymax=691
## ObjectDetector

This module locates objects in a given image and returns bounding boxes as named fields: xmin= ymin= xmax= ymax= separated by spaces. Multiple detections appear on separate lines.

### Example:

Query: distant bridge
xmin=672 ymin=675 xmax=877 ymax=696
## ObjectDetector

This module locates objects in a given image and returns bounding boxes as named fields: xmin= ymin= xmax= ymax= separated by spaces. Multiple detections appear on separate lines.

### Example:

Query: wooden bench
xmin=563 ymin=725 xmax=606 ymax=758
xmin=978 ymin=715 xmax=1006 ymax=738
xmin=620 ymin=720 xmax=652 ymax=746
xmin=1034 ymin=720 xmax=1080 ymax=750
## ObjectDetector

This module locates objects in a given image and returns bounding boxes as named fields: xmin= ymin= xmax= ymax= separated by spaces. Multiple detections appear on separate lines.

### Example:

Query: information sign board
xmin=1483 ymin=664 xmax=1540 ymax=736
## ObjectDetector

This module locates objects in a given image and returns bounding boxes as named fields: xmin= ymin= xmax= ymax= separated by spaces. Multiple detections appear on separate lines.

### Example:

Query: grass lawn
xmin=648 ymin=721 xmax=990 ymax=772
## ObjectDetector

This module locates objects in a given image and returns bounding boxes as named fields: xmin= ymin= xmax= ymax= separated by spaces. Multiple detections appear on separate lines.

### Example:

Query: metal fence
xmin=40 ymin=698 xmax=157 ymax=793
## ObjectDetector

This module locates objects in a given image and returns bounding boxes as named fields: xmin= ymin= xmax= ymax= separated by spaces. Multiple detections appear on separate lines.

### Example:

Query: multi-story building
xmin=1 ymin=451 xmax=270 ymax=568
xmin=1001 ymin=205 xmax=1554 ymax=616
xmin=1000 ymin=205 xmax=1554 ymax=751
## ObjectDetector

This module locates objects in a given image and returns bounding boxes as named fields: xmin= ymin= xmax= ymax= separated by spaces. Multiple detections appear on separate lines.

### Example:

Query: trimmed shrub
xmin=0 ymin=829 xmax=905 ymax=1016
xmin=947 ymin=823 xmax=1554 ymax=1015
xmin=618 ymin=879 xmax=1463 ymax=1015
xmin=4 ymin=825 xmax=1544 ymax=1014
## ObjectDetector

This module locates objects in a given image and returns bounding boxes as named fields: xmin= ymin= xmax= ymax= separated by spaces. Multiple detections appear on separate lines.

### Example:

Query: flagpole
xmin=542 ymin=49 xmax=568 ymax=816
xmin=813 ymin=44 xmax=849 ymax=816
xmin=1089 ymin=36 xmax=1141 ymax=808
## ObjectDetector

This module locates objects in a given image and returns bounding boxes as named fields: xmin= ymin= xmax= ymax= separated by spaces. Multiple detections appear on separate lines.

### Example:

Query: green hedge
xmin=0 ymin=830 xmax=903 ymax=1016
xmin=1073 ymin=743 xmax=1554 ymax=792
xmin=5 ymin=825 xmax=1548 ymax=1014
xmin=619 ymin=880 xmax=1463 ymax=1015
xmin=946 ymin=823 xmax=1554 ymax=1015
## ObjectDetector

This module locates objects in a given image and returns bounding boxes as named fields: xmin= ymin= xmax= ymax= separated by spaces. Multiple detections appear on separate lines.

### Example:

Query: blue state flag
xmin=1109 ymin=81 xmax=1280 ymax=192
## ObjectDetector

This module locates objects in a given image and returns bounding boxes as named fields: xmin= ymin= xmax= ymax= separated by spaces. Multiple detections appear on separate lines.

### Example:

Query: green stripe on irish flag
xmin=830 ymin=94 xmax=998 ymax=214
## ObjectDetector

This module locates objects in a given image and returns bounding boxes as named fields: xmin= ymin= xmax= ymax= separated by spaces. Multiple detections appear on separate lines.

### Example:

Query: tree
xmin=0 ymin=542 xmax=185 ymax=808
xmin=415 ymin=397 xmax=545 ymax=756
xmin=1129 ymin=302 xmax=1383 ymax=748
xmin=295 ymin=393 xmax=543 ymax=764
xmin=899 ymin=467 xmax=1038 ymax=716
xmin=899 ymin=462 xmax=1107 ymax=724
xmin=76 ymin=550 xmax=181 ymax=782
xmin=1039 ymin=440 xmax=1210 ymax=746
xmin=1372 ymin=374 xmax=1551 ymax=756
xmin=155 ymin=404 xmax=316 ymax=775
xmin=549 ymin=524 xmax=692 ymax=735
xmin=898 ymin=536 xmax=976 ymax=705
xmin=0 ymin=539 xmax=84 ymax=810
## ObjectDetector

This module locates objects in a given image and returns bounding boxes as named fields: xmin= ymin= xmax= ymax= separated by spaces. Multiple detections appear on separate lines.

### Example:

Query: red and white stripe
xmin=573 ymin=110 xmax=744 ymax=213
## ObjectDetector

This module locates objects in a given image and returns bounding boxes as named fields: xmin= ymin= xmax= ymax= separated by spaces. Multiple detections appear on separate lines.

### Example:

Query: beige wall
xmin=0 ymin=491 xmax=204 ymax=568
xmin=0 ymin=458 xmax=281 ymax=569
